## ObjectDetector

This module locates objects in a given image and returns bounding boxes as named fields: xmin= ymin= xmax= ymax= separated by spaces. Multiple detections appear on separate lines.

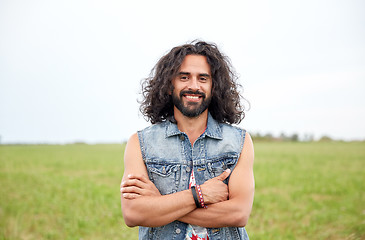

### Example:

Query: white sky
xmin=0 ymin=0 xmax=364 ymax=143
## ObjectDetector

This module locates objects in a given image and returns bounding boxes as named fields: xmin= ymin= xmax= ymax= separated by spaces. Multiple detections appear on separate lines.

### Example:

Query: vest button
xmin=176 ymin=228 xmax=181 ymax=234
xmin=179 ymin=135 xmax=185 ymax=141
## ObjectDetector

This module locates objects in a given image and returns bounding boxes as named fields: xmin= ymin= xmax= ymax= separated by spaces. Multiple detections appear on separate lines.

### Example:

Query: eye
xmin=199 ymin=77 xmax=207 ymax=81
xmin=180 ymin=75 xmax=189 ymax=81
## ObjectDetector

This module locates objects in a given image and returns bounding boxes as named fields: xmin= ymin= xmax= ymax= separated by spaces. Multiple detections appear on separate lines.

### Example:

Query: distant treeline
xmin=1 ymin=134 xmax=363 ymax=145
xmin=250 ymin=132 xmax=348 ymax=142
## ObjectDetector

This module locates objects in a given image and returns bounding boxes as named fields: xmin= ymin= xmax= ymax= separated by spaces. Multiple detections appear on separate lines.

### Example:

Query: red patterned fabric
xmin=186 ymin=171 xmax=209 ymax=240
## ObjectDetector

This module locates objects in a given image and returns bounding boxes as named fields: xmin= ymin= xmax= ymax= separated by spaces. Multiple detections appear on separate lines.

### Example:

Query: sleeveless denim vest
xmin=137 ymin=113 xmax=250 ymax=240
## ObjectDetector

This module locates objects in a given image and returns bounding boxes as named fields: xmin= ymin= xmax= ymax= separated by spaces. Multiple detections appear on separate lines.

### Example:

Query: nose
xmin=188 ymin=77 xmax=200 ymax=91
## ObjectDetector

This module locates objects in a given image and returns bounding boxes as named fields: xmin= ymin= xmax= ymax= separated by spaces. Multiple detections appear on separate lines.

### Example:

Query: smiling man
xmin=121 ymin=41 xmax=255 ymax=240
xmin=172 ymin=55 xmax=212 ymax=119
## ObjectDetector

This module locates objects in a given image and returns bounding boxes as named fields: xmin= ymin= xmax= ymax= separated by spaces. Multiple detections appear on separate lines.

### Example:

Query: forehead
xmin=179 ymin=55 xmax=211 ymax=74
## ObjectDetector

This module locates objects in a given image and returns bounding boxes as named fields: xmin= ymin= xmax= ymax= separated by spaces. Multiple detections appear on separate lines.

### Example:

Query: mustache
xmin=179 ymin=90 xmax=206 ymax=98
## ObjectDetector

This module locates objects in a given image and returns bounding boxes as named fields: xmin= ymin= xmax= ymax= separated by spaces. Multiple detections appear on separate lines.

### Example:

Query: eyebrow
xmin=199 ymin=73 xmax=211 ymax=78
xmin=178 ymin=72 xmax=190 ymax=75
xmin=178 ymin=72 xmax=211 ymax=78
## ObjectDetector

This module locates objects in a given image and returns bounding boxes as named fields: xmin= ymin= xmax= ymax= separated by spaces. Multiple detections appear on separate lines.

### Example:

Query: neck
xmin=174 ymin=108 xmax=208 ymax=146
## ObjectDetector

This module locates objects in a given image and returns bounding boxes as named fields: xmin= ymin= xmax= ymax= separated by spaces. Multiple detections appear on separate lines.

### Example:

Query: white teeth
xmin=186 ymin=95 xmax=199 ymax=99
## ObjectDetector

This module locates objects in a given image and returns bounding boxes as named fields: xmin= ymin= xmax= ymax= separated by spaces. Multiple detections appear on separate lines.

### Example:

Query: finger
xmin=121 ymin=178 xmax=145 ymax=188
xmin=121 ymin=185 xmax=138 ymax=193
xmin=120 ymin=185 xmax=144 ymax=194
xmin=215 ymin=168 xmax=231 ymax=181
xmin=127 ymin=174 xmax=150 ymax=184
xmin=121 ymin=185 xmax=149 ymax=199
xmin=122 ymin=193 xmax=141 ymax=199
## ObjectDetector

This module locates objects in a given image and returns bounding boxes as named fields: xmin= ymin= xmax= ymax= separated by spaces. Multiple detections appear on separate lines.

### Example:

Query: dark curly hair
xmin=139 ymin=40 xmax=245 ymax=124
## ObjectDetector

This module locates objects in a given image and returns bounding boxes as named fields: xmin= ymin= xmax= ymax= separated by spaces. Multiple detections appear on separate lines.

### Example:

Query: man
xmin=121 ymin=41 xmax=254 ymax=240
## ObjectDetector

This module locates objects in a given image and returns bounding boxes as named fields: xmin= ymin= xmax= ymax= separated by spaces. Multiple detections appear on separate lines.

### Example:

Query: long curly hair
xmin=139 ymin=40 xmax=245 ymax=124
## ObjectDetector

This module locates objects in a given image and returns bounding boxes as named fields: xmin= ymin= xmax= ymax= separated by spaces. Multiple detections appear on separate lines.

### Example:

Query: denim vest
xmin=137 ymin=113 xmax=249 ymax=240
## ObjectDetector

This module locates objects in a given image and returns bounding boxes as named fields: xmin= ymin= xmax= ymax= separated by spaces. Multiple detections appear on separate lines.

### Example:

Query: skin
xmin=121 ymin=55 xmax=255 ymax=228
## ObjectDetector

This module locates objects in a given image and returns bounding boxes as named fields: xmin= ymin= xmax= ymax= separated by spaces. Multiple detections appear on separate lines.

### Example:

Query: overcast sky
xmin=0 ymin=0 xmax=364 ymax=143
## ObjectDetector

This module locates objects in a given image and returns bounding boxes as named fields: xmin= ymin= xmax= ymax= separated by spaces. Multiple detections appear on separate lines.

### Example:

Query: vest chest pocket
xmin=207 ymin=156 xmax=238 ymax=179
xmin=145 ymin=162 xmax=181 ymax=195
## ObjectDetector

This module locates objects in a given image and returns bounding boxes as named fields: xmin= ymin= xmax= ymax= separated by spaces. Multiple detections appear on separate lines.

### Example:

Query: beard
xmin=172 ymin=90 xmax=211 ymax=118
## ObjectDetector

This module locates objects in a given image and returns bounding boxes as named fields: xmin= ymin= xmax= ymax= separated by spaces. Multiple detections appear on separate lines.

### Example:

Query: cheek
xmin=172 ymin=83 xmax=187 ymax=95
xmin=203 ymin=83 xmax=213 ymax=95
xmin=171 ymin=88 xmax=180 ymax=98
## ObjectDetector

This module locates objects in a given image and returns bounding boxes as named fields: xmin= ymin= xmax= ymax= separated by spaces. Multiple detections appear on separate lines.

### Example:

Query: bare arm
xmin=120 ymin=133 xmax=230 ymax=227
xmin=120 ymin=133 xmax=196 ymax=227
xmin=178 ymin=132 xmax=255 ymax=228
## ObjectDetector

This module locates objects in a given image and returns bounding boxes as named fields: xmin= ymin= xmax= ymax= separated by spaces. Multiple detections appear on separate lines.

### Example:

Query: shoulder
xmin=125 ymin=133 xmax=141 ymax=155
xmin=138 ymin=122 xmax=167 ymax=137
xmin=239 ymin=131 xmax=254 ymax=166
xmin=219 ymin=123 xmax=249 ymax=149
xmin=135 ymin=122 xmax=173 ymax=160
xmin=137 ymin=122 xmax=169 ymax=142
xmin=219 ymin=123 xmax=246 ymax=136
xmin=123 ymin=133 xmax=149 ymax=182
xmin=220 ymin=124 xmax=254 ymax=158
xmin=242 ymin=132 xmax=253 ymax=153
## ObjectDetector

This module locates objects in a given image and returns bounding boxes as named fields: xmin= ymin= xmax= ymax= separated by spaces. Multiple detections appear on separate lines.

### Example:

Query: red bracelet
xmin=196 ymin=185 xmax=207 ymax=208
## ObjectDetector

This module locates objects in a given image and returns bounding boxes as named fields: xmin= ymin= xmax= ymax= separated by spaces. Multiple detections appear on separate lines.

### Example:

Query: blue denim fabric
xmin=137 ymin=113 xmax=249 ymax=240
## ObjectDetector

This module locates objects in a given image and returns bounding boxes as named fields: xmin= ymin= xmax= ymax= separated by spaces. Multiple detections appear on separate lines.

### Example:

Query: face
xmin=171 ymin=55 xmax=213 ymax=118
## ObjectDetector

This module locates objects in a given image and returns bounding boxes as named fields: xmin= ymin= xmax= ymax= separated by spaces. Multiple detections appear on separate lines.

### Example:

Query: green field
xmin=0 ymin=141 xmax=364 ymax=239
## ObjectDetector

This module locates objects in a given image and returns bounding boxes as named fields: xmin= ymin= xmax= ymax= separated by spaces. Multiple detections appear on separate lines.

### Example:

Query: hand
xmin=121 ymin=174 xmax=161 ymax=199
xmin=200 ymin=169 xmax=231 ymax=205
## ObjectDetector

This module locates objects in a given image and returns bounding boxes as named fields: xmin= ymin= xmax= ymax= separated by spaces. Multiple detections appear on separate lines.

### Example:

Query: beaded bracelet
xmin=191 ymin=186 xmax=201 ymax=208
xmin=196 ymin=185 xmax=207 ymax=208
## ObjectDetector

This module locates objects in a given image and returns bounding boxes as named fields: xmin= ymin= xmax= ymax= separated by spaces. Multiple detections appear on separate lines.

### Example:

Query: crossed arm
xmin=120 ymin=132 xmax=255 ymax=228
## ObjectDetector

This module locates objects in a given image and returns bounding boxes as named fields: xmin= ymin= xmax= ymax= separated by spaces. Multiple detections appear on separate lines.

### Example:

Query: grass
xmin=247 ymin=141 xmax=365 ymax=240
xmin=0 ymin=144 xmax=138 ymax=240
xmin=0 ymin=141 xmax=364 ymax=239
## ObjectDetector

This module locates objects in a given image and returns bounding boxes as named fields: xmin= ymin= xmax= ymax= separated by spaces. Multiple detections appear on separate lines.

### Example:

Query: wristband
xmin=196 ymin=185 xmax=207 ymax=208
xmin=191 ymin=186 xmax=201 ymax=208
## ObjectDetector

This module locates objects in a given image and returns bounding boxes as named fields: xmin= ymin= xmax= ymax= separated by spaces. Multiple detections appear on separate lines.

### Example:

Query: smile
xmin=180 ymin=90 xmax=206 ymax=101
xmin=185 ymin=95 xmax=200 ymax=100
xmin=183 ymin=94 xmax=204 ymax=103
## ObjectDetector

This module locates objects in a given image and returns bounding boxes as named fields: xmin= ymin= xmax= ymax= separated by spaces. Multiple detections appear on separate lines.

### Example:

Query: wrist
xmin=196 ymin=185 xmax=207 ymax=208
xmin=191 ymin=186 xmax=201 ymax=208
